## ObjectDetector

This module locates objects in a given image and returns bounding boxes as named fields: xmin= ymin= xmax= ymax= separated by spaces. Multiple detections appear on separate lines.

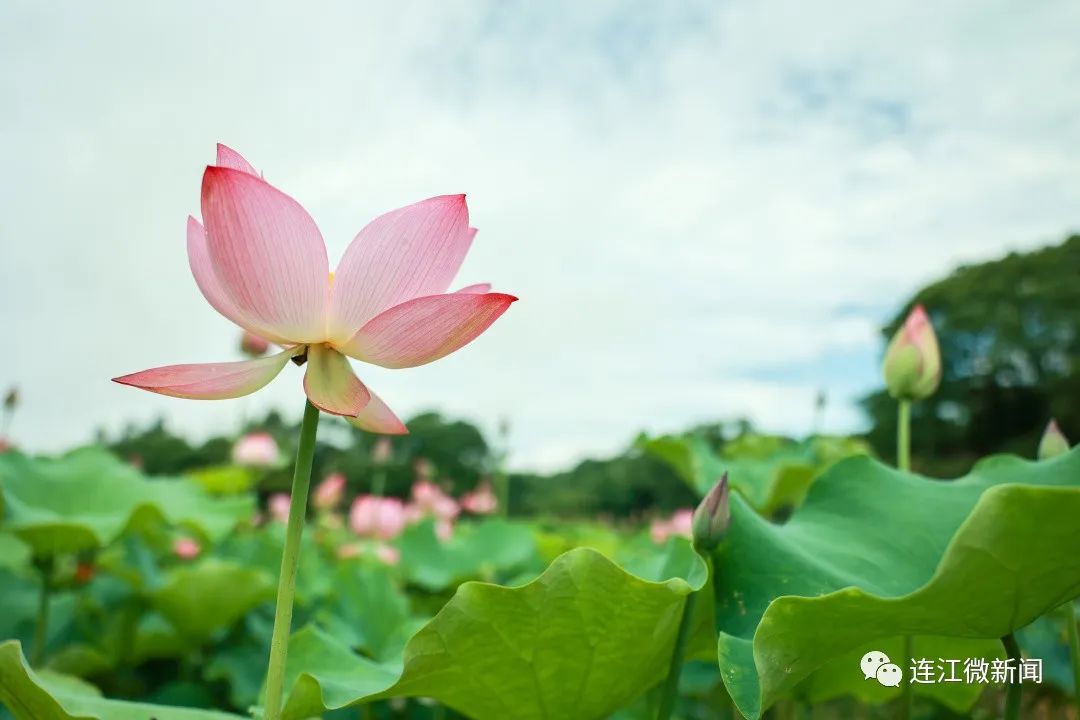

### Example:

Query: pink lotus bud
xmin=462 ymin=483 xmax=498 ymax=515
xmin=232 ymin=432 xmax=279 ymax=467
xmin=374 ymin=543 xmax=401 ymax=565
xmin=650 ymin=517 xmax=672 ymax=544
xmin=372 ymin=437 xmax=393 ymax=464
xmin=314 ymin=473 xmax=347 ymax=510
xmin=268 ymin=493 xmax=292 ymax=523
xmin=349 ymin=495 xmax=407 ymax=540
xmin=1038 ymin=419 xmax=1070 ymax=460
xmin=3 ymin=387 xmax=17 ymax=411
xmin=239 ymin=330 xmax=270 ymax=358
xmin=0 ymin=437 xmax=12 ymax=454
xmin=692 ymin=473 xmax=730 ymax=552
xmin=174 ymin=537 xmax=202 ymax=560
xmin=882 ymin=305 xmax=942 ymax=401
xmin=411 ymin=480 xmax=460 ymax=520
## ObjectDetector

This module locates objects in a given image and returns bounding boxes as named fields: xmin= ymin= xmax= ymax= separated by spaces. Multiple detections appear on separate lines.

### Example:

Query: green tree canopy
xmin=862 ymin=234 xmax=1080 ymax=474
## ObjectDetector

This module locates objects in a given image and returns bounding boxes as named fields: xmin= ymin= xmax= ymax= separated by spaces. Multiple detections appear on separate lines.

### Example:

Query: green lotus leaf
xmin=314 ymin=561 xmax=423 ymax=661
xmin=274 ymin=544 xmax=707 ymax=720
xmin=150 ymin=558 xmax=275 ymax=646
xmin=0 ymin=448 xmax=254 ymax=557
xmin=709 ymin=449 xmax=1080 ymax=719
xmin=397 ymin=517 xmax=540 ymax=590
xmin=641 ymin=434 xmax=866 ymax=516
xmin=0 ymin=641 xmax=245 ymax=719
xmin=186 ymin=465 xmax=256 ymax=495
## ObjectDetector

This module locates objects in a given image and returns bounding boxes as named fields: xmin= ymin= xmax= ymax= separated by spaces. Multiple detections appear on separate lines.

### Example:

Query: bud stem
xmin=656 ymin=588 xmax=697 ymax=720
xmin=263 ymin=399 xmax=320 ymax=720
xmin=1002 ymin=632 xmax=1022 ymax=720
xmin=897 ymin=400 xmax=911 ymax=473
xmin=896 ymin=399 xmax=913 ymax=720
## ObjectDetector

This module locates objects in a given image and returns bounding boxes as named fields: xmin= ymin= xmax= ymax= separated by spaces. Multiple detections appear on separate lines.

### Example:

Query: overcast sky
xmin=2 ymin=1 xmax=1078 ymax=470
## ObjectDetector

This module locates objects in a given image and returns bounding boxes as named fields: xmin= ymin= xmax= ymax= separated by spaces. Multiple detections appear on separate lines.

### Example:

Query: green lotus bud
xmin=1037 ymin=419 xmax=1070 ymax=460
xmin=883 ymin=305 xmax=941 ymax=401
xmin=692 ymin=473 xmax=730 ymax=552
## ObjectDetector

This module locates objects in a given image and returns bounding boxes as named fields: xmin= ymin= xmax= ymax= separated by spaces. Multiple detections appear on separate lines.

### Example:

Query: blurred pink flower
xmin=411 ymin=480 xmax=460 ymax=521
xmin=314 ymin=472 xmax=346 ymax=510
xmin=232 ymin=432 xmax=279 ymax=467
xmin=461 ymin=482 xmax=498 ymax=515
xmin=372 ymin=437 xmax=393 ymax=464
xmin=240 ymin=330 xmax=271 ymax=358
xmin=374 ymin=543 xmax=401 ymax=565
xmin=0 ymin=437 xmax=13 ymax=454
xmin=350 ymin=495 xmax=407 ymax=540
xmin=113 ymin=145 xmax=516 ymax=435
xmin=269 ymin=493 xmax=292 ymax=523
xmin=174 ymin=537 xmax=202 ymax=560
xmin=435 ymin=518 xmax=455 ymax=542
xmin=650 ymin=509 xmax=694 ymax=544
xmin=336 ymin=542 xmax=362 ymax=559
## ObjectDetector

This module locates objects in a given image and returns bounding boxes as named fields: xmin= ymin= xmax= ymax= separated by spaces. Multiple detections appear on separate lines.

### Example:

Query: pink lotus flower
xmin=113 ymin=145 xmax=516 ymax=436
xmin=411 ymin=480 xmax=460 ymax=521
xmin=650 ymin=509 xmax=694 ymax=544
xmin=240 ymin=330 xmax=271 ymax=358
xmin=350 ymin=495 xmax=407 ymax=540
xmin=268 ymin=493 xmax=292 ymax=523
xmin=336 ymin=542 xmax=362 ymax=559
xmin=232 ymin=431 xmax=279 ymax=467
xmin=313 ymin=472 xmax=346 ymax=510
xmin=174 ymin=537 xmax=202 ymax=559
xmin=461 ymin=482 xmax=498 ymax=515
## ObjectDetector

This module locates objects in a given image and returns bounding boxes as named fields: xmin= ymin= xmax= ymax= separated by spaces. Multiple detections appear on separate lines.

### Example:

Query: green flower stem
xmin=1002 ymin=632 xmax=1022 ymax=720
xmin=1065 ymin=602 xmax=1080 ymax=719
xmin=897 ymin=399 xmax=913 ymax=720
xmin=897 ymin=400 xmax=911 ymax=473
xmin=30 ymin=556 xmax=54 ymax=667
xmin=656 ymin=589 xmax=698 ymax=720
xmin=372 ymin=467 xmax=386 ymax=497
xmin=263 ymin=399 xmax=321 ymax=720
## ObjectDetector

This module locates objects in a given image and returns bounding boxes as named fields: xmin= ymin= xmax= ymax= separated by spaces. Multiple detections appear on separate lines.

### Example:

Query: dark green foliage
xmin=863 ymin=235 xmax=1080 ymax=474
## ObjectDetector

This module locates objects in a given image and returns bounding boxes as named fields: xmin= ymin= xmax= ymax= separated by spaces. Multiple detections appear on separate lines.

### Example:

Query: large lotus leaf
xmin=397 ymin=517 xmax=539 ymax=590
xmin=150 ymin=558 xmax=275 ymax=645
xmin=709 ymin=449 xmax=1080 ymax=719
xmin=0 ymin=533 xmax=29 ymax=572
xmin=639 ymin=435 xmax=810 ymax=515
xmin=314 ymin=562 xmax=423 ymax=661
xmin=0 ymin=448 xmax=253 ymax=557
xmin=186 ymin=465 xmax=256 ymax=495
xmin=218 ymin=524 xmax=332 ymax=606
xmin=275 ymin=544 xmax=708 ymax=720
xmin=0 ymin=641 xmax=245 ymax=719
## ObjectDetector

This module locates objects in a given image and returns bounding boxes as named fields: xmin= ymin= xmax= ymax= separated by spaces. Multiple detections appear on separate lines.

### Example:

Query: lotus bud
xmin=1037 ymin=419 xmax=1070 ymax=460
xmin=882 ymin=305 xmax=941 ymax=401
xmin=173 ymin=537 xmax=201 ymax=560
xmin=239 ymin=330 xmax=270 ymax=358
xmin=372 ymin=437 xmax=393 ymax=465
xmin=692 ymin=473 xmax=730 ymax=552
xmin=313 ymin=472 xmax=346 ymax=510
xmin=232 ymin=432 xmax=279 ymax=467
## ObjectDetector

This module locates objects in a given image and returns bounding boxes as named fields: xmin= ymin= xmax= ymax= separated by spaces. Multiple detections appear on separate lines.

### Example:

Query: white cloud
xmin=1 ymin=0 xmax=1077 ymax=470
